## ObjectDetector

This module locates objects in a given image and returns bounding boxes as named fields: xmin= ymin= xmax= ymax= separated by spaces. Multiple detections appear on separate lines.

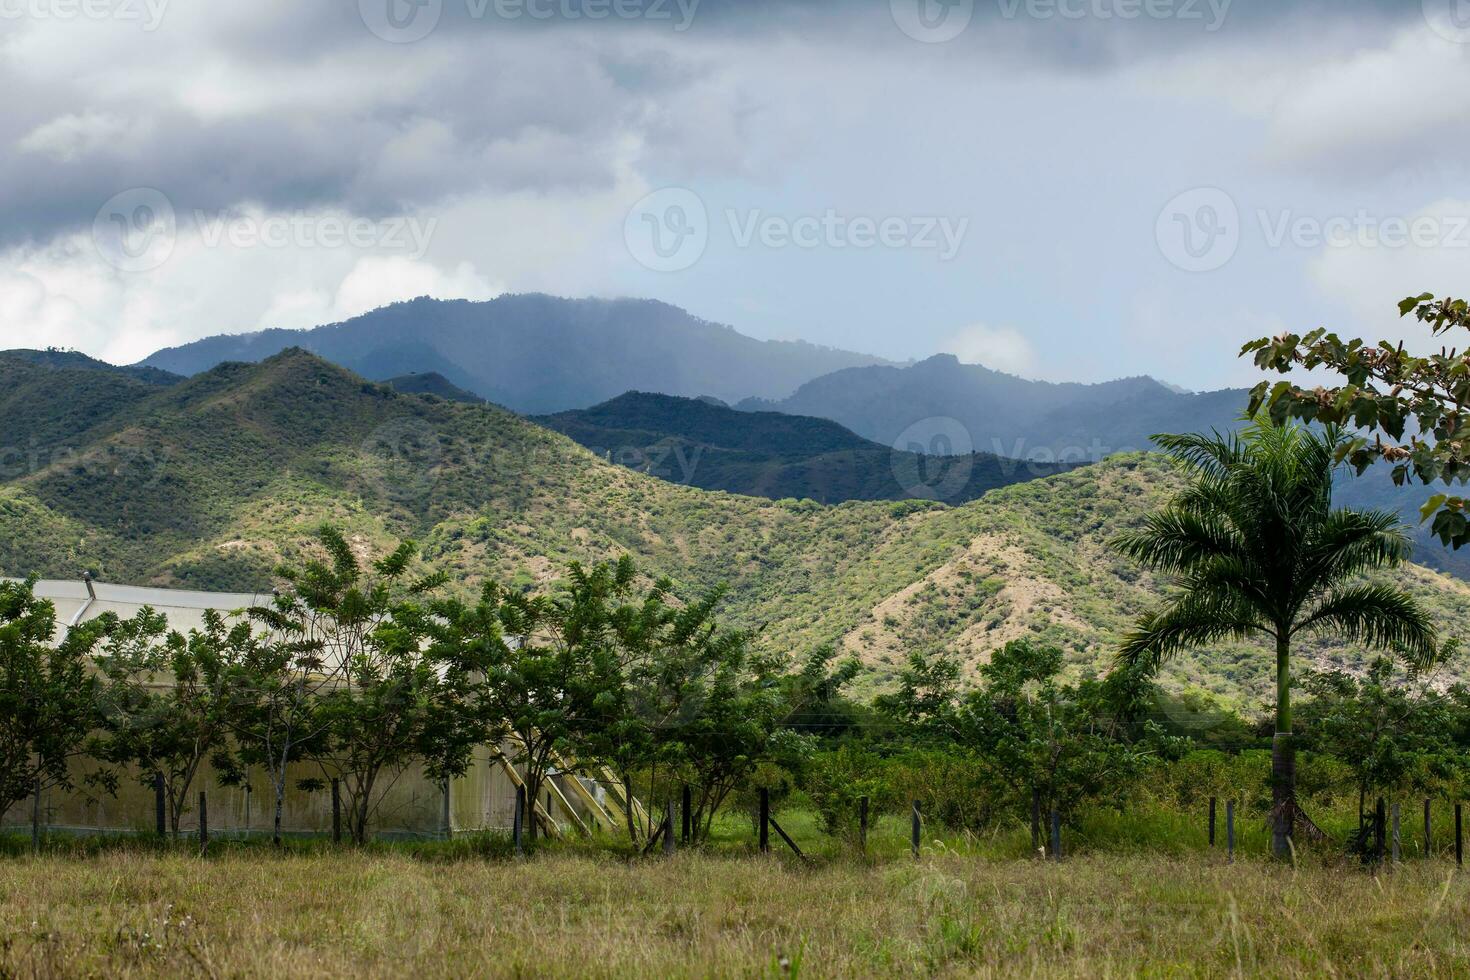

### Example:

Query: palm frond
xmin=1117 ymin=592 xmax=1268 ymax=672
xmin=1112 ymin=507 xmax=1246 ymax=574
xmin=1295 ymin=583 xmax=1440 ymax=671
xmin=1299 ymin=507 xmax=1412 ymax=589
xmin=1151 ymin=430 xmax=1244 ymax=477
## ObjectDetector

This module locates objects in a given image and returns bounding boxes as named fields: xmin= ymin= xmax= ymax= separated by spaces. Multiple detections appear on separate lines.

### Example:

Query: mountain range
xmin=1 ymin=346 xmax=1468 ymax=707
xmin=139 ymin=294 xmax=890 ymax=413
xmin=535 ymin=391 xmax=1075 ymax=505
xmin=738 ymin=353 xmax=1250 ymax=461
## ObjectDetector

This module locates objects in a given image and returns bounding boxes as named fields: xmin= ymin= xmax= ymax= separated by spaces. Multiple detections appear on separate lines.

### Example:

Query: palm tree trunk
xmin=1271 ymin=631 xmax=1295 ymax=859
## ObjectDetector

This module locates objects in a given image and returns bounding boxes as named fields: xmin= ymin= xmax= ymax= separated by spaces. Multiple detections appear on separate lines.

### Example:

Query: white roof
xmin=14 ymin=578 xmax=270 ymax=638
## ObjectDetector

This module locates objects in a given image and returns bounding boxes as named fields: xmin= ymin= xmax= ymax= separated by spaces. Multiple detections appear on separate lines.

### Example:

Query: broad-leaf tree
xmin=1243 ymin=293 xmax=1470 ymax=548
xmin=446 ymin=558 xmax=631 ymax=842
xmin=249 ymin=526 xmax=458 ymax=845
xmin=1298 ymin=657 xmax=1458 ymax=853
xmin=0 ymin=578 xmax=113 ymax=835
xmin=93 ymin=608 xmax=249 ymax=838
xmin=1115 ymin=419 xmax=1441 ymax=857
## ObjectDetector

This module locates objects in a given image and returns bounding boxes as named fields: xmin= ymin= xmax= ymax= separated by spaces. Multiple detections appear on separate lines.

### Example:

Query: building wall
xmin=3 ymin=744 xmax=616 ymax=840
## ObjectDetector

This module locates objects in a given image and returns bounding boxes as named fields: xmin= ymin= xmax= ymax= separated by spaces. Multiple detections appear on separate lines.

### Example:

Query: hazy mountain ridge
xmin=383 ymin=372 xmax=486 ymax=404
xmin=535 ymin=391 xmax=1075 ymax=504
xmin=138 ymin=295 xmax=891 ymax=413
xmin=739 ymin=353 xmax=1250 ymax=458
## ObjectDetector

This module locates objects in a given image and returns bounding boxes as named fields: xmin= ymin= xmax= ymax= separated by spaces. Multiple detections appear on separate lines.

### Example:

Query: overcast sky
xmin=2 ymin=0 xmax=1467 ymax=390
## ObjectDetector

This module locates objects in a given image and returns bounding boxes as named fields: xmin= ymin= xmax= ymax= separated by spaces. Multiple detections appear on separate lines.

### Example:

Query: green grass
xmin=3 ymin=841 xmax=1468 ymax=977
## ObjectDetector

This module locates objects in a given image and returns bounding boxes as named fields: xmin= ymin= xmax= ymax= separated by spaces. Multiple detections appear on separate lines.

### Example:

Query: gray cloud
xmin=0 ymin=0 xmax=1430 ymax=250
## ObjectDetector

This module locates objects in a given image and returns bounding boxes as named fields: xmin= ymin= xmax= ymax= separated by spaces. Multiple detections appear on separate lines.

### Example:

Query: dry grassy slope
xmin=1 ymin=350 xmax=1466 ymax=708
xmin=832 ymin=455 xmax=1470 ymax=706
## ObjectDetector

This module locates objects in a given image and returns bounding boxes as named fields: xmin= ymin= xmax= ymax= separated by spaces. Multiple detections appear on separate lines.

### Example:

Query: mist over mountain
xmin=138 ymin=295 xmax=890 ymax=414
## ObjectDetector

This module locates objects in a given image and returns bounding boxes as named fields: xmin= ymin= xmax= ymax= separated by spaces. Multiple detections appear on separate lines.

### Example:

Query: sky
xmin=2 ymin=0 xmax=1468 ymax=391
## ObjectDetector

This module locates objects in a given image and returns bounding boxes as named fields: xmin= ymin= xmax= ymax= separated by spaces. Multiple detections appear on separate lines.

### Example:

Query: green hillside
xmin=1 ymin=349 xmax=1466 ymax=707
xmin=535 ymin=391 xmax=1074 ymax=504
xmin=383 ymin=372 xmax=485 ymax=404
xmin=0 ymin=348 xmax=182 ymax=386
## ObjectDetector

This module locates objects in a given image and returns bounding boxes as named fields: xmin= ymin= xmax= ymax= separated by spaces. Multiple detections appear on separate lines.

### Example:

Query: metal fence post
xmin=1425 ymin=798 xmax=1433 ymax=859
xmin=331 ymin=778 xmax=342 ymax=844
xmin=199 ymin=791 xmax=209 ymax=856
xmin=759 ymin=788 xmax=770 ymax=854
xmin=1226 ymin=800 xmax=1235 ymax=863
xmin=514 ymin=785 xmax=525 ymax=856
xmin=911 ymin=800 xmax=921 ymax=859
xmin=1456 ymin=803 xmax=1462 ymax=868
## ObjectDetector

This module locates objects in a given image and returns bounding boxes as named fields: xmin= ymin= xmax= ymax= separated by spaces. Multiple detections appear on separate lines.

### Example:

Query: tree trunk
xmin=1271 ymin=632 xmax=1295 ymax=860
xmin=273 ymin=787 xmax=285 ymax=848
xmin=622 ymin=773 xmax=639 ymax=844
xmin=525 ymin=771 xmax=540 ymax=843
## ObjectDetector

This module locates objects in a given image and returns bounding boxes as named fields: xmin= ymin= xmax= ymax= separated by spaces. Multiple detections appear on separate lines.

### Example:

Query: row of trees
xmin=1 ymin=527 xmax=852 ymax=846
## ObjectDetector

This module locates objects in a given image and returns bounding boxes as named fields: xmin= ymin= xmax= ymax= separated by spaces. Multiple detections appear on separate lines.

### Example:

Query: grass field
xmin=3 ymin=840 xmax=1469 ymax=978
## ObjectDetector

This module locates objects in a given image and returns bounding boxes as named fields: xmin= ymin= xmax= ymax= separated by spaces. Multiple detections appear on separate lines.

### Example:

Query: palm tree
xmin=1115 ymin=419 xmax=1440 ymax=858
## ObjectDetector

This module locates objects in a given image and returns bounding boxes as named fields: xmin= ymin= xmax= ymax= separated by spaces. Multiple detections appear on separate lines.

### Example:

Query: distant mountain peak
xmin=138 ymin=294 xmax=890 ymax=414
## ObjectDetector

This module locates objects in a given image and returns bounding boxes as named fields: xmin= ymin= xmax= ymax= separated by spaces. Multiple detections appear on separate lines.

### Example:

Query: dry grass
xmin=3 ymin=849 xmax=1469 ymax=977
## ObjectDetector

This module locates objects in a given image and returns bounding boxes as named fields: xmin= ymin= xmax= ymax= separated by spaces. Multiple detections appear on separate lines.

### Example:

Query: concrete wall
xmin=3 ymin=744 xmax=616 ymax=840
